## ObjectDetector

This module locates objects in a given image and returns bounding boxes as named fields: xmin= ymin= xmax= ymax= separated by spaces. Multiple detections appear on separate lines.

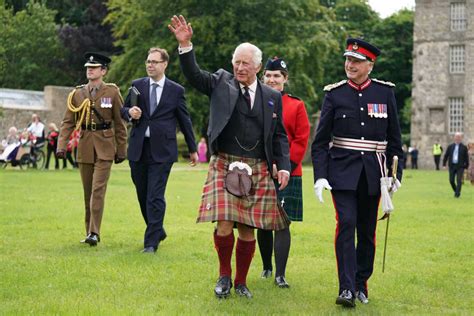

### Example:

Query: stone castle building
xmin=411 ymin=0 xmax=473 ymax=168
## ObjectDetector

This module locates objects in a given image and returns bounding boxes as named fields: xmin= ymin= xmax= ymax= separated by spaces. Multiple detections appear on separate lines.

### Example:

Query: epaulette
xmin=287 ymin=94 xmax=301 ymax=101
xmin=75 ymin=84 xmax=86 ymax=89
xmin=372 ymin=78 xmax=395 ymax=87
xmin=105 ymin=83 xmax=120 ymax=90
xmin=323 ymin=80 xmax=347 ymax=91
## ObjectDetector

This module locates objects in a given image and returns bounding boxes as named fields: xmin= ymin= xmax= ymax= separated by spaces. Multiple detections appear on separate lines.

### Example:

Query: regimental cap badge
xmin=343 ymin=38 xmax=381 ymax=62
xmin=264 ymin=56 xmax=289 ymax=73
xmin=84 ymin=52 xmax=111 ymax=68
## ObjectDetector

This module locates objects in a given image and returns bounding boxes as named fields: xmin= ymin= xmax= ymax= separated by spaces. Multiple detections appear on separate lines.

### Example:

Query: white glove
xmin=314 ymin=178 xmax=332 ymax=203
xmin=390 ymin=178 xmax=401 ymax=194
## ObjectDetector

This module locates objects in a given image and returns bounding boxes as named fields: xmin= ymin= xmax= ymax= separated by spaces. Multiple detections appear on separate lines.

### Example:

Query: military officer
xmin=57 ymin=52 xmax=127 ymax=246
xmin=311 ymin=38 xmax=403 ymax=307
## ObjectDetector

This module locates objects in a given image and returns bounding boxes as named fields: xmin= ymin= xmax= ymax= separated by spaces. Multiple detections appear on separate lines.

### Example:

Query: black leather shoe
xmin=84 ymin=233 xmax=99 ymax=247
xmin=235 ymin=284 xmax=253 ymax=298
xmin=80 ymin=235 xmax=100 ymax=243
xmin=274 ymin=275 xmax=290 ymax=288
xmin=141 ymin=246 xmax=156 ymax=253
xmin=356 ymin=291 xmax=369 ymax=304
xmin=260 ymin=269 xmax=272 ymax=278
xmin=336 ymin=289 xmax=355 ymax=308
xmin=159 ymin=229 xmax=167 ymax=242
xmin=214 ymin=276 xmax=232 ymax=298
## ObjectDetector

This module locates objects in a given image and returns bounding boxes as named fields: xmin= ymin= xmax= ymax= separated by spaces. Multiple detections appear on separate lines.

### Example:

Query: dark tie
xmin=90 ymin=87 xmax=98 ymax=98
xmin=150 ymin=83 xmax=158 ymax=114
xmin=243 ymin=86 xmax=251 ymax=109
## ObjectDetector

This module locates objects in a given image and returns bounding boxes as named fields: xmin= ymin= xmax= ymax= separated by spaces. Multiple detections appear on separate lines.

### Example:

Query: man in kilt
xmin=169 ymin=15 xmax=291 ymax=299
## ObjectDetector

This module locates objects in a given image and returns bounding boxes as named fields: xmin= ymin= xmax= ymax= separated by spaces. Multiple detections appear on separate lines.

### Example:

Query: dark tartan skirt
xmin=197 ymin=154 xmax=290 ymax=231
xmin=277 ymin=176 xmax=303 ymax=221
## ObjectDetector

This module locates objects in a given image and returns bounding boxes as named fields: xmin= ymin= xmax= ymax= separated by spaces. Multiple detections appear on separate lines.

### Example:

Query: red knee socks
xmin=234 ymin=238 xmax=256 ymax=286
xmin=214 ymin=231 xmax=235 ymax=277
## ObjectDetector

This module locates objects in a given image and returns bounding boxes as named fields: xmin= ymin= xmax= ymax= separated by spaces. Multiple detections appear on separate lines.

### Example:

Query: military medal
xmin=100 ymin=97 xmax=112 ymax=108
xmin=368 ymin=103 xmax=374 ymax=118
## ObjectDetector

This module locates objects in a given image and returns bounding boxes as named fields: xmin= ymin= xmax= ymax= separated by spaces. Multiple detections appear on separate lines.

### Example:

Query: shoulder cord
xmin=67 ymin=89 xmax=91 ymax=131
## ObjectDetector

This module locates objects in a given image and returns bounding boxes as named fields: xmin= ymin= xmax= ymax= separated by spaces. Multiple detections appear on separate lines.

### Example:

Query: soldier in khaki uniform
xmin=57 ymin=52 xmax=127 ymax=246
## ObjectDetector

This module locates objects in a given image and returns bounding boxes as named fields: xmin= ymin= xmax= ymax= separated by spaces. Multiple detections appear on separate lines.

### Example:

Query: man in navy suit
xmin=122 ymin=47 xmax=198 ymax=253
xmin=443 ymin=132 xmax=469 ymax=198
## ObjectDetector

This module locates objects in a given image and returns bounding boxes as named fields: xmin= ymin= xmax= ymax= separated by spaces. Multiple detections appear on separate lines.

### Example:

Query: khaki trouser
xmin=79 ymin=159 xmax=112 ymax=235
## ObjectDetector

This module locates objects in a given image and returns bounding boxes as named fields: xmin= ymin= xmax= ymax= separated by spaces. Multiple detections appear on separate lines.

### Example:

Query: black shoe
xmin=235 ymin=284 xmax=253 ymax=298
xmin=356 ymin=291 xmax=369 ymax=304
xmin=141 ymin=246 xmax=156 ymax=254
xmin=336 ymin=290 xmax=355 ymax=308
xmin=81 ymin=234 xmax=100 ymax=244
xmin=84 ymin=233 xmax=99 ymax=247
xmin=214 ymin=276 xmax=232 ymax=298
xmin=261 ymin=269 xmax=272 ymax=278
xmin=159 ymin=229 xmax=167 ymax=242
xmin=274 ymin=275 xmax=290 ymax=288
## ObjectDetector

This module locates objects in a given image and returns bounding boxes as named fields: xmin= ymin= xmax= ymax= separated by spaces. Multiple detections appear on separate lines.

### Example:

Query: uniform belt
xmin=81 ymin=122 xmax=111 ymax=131
xmin=332 ymin=136 xmax=387 ymax=153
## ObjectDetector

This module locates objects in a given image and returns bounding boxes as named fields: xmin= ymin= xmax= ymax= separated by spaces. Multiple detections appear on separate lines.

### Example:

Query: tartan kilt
xmin=278 ymin=176 xmax=303 ymax=221
xmin=197 ymin=153 xmax=290 ymax=231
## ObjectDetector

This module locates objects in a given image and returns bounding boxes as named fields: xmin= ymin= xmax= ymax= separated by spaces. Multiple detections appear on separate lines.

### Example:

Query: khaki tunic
xmin=58 ymin=83 xmax=127 ymax=162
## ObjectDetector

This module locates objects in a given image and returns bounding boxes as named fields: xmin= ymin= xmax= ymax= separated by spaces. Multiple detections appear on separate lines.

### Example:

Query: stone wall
xmin=0 ymin=86 xmax=72 ymax=138
xmin=411 ymin=0 xmax=473 ymax=169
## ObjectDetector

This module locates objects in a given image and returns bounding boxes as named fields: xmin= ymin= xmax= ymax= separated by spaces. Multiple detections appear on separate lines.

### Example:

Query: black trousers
xmin=449 ymin=165 xmax=464 ymax=197
xmin=434 ymin=155 xmax=441 ymax=170
xmin=45 ymin=144 xmax=59 ymax=169
xmin=129 ymin=138 xmax=172 ymax=249
xmin=331 ymin=169 xmax=379 ymax=296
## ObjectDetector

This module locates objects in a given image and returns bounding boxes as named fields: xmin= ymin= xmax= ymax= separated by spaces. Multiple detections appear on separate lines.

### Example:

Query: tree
xmin=106 ymin=0 xmax=338 ymax=134
xmin=320 ymin=0 xmax=381 ymax=91
xmin=0 ymin=1 xmax=68 ymax=90
xmin=369 ymin=9 xmax=414 ymax=135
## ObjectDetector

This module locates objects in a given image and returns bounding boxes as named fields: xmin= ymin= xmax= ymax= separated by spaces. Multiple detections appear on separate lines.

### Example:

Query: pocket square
xmin=272 ymin=113 xmax=278 ymax=118
xmin=268 ymin=100 xmax=274 ymax=107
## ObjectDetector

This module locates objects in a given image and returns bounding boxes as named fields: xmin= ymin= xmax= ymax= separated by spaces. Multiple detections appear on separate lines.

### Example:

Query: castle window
xmin=451 ymin=2 xmax=467 ymax=31
xmin=448 ymin=97 xmax=464 ymax=134
xmin=449 ymin=45 xmax=465 ymax=73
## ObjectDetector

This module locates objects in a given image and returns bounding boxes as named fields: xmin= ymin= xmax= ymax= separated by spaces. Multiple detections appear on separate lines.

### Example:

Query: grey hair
xmin=232 ymin=42 xmax=262 ymax=67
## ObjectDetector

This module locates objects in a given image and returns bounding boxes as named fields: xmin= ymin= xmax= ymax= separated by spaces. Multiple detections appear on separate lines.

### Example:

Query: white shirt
xmin=145 ymin=75 xmax=166 ymax=137
xmin=27 ymin=121 xmax=45 ymax=138
xmin=239 ymin=81 xmax=257 ymax=109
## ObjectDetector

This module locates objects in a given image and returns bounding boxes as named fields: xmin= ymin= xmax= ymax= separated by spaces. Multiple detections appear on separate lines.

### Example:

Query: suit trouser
xmin=449 ymin=165 xmax=464 ymax=196
xmin=79 ymin=159 xmax=112 ymax=235
xmin=129 ymin=139 xmax=172 ymax=249
xmin=331 ymin=169 xmax=379 ymax=296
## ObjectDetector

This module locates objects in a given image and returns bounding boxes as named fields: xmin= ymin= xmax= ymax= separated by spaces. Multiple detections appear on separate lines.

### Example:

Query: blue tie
xmin=150 ymin=83 xmax=158 ymax=114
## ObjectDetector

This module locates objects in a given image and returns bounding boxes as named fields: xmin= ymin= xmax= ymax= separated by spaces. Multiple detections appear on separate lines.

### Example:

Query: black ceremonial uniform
xmin=311 ymin=78 xmax=403 ymax=298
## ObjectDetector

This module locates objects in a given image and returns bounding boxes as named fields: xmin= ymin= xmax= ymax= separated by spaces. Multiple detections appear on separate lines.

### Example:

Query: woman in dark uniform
xmin=258 ymin=57 xmax=311 ymax=288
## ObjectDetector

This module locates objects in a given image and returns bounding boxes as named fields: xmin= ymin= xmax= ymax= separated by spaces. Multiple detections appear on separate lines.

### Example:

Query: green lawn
xmin=0 ymin=164 xmax=473 ymax=315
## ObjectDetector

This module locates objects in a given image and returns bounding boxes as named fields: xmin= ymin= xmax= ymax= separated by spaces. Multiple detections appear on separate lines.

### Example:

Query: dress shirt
xmin=453 ymin=144 xmax=459 ymax=164
xmin=145 ymin=76 xmax=166 ymax=137
xmin=239 ymin=81 xmax=257 ymax=109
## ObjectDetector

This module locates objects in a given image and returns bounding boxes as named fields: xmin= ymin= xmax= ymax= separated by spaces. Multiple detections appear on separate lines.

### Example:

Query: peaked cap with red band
xmin=343 ymin=38 xmax=381 ymax=62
